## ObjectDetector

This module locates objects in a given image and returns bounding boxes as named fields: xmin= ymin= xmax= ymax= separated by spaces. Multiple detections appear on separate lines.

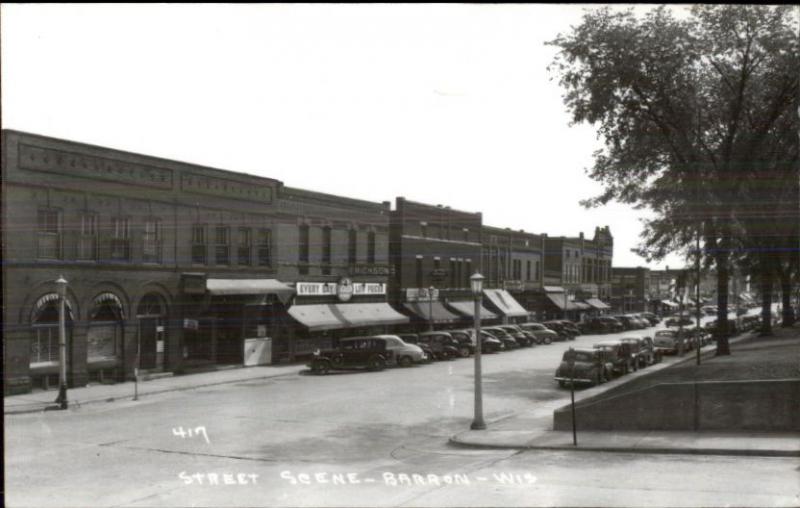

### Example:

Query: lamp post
xmin=428 ymin=286 xmax=435 ymax=332
xmin=470 ymin=272 xmax=486 ymax=430
xmin=54 ymin=275 xmax=69 ymax=410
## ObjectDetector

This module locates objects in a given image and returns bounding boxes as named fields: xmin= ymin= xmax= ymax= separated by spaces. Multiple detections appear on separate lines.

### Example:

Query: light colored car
xmin=519 ymin=322 xmax=558 ymax=344
xmin=373 ymin=335 xmax=427 ymax=366
xmin=653 ymin=329 xmax=689 ymax=355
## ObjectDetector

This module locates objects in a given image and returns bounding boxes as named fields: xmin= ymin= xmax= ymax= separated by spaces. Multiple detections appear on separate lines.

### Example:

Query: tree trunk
xmin=759 ymin=262 xmax=773 ymax=336
xmin=715 ymin=250 xmax=731 ymax=356
xmin=779 ymin=267 xmax=795 ymax=327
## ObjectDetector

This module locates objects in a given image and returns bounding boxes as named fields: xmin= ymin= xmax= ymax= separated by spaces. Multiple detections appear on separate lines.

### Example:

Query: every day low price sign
xmin=296 ymin=281 xmax=386 ymax=297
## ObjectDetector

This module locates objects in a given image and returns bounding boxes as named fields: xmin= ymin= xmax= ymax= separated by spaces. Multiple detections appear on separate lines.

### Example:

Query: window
xmin=463 ymin=228 xmax=470 ymax=242
xmin=37 ymin=209 xmax=61 ymax=259
xmin=215 ymin=226 xmax=230 ymax=265
xmin=465 ymin=261 xmax=472 ymax=286
xmin=322 ymin=226 xmax=332 ymax=275
xmin=31 ymin=326 xmax=59 ymax=363
xmin=420 ymin=222 xmax=427 ymax=238
xmin=415 ymin=257 xmax=424 ymax=288
xmin=299 ymin=224 xmax=310 ymax=275
xmin=78 ymin=213 xmax=97 ymax=260
xmin=191 ymin=224 xmax=207 ymax=264
xmin=367 ymin=231 xmax=376 ymax=264
xmin=110 ymin=217 xmax=130 ymax=261
xmin=238 ymin=227 xmax=252 ymax=266
xmin=348 ymin=229 xmax=357 ymax=266
xmin=257 ymin=228 xmax=272 ymax=267
xmin=450 ymin=260 xmax=456 ymax=288
xmin=143 ymin=219 xmax=162 ymax=263
xmin=526 ymin=260 xmax=531 ymax=281
xmin=535 ymin=260 xmax=540 ymax=280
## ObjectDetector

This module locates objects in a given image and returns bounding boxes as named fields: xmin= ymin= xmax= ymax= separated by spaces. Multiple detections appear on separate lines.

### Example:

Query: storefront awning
xmin=332 ymin=303 xmax=410 ymax=328
xmin=445 ymin=300 xmax=498 ymax=320
xmin=585 ymin=298 xmax=611 ymax=310
xmin=206 ymin=279 xmax=295 ymax=304
xmin=573 ymin=301 xmax=592 ymax=310
xmin=483 ymin=289 xmax=529 ymax=317
xmin=661 ymin=300 xmax=679 ymax=308
xmin=546 ymin=293 xmax=582 ymax=311
xmin=288 ymin=304 xmax=348 ymax=332
xmin=403 ymin=301 xmax=461 ymax=323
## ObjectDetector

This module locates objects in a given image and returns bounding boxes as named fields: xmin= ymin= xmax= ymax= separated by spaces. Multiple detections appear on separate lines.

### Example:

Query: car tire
xmin=459 ymin=347 xmax=471 ymax=358
xmin=314 ymin=360 xmax=330 ymax=375
xmin=544 ymin=337 xmax=552 ymax=345
xmin=367 ymin=355 xmax=386 ymax=371
xmin=398 ymin=356 xmax=413 ymax=368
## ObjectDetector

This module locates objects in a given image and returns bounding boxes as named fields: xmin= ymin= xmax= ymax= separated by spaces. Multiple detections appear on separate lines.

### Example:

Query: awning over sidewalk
xmin=288 ymin=304 xmax=347 ymax=332
xmin=482 ymin=289 xmax=529 ymax=318
xmin=332 ymin=303 xmax=410 ymax=328
xmin=584 ymin=298 xmax=611 ymax=310
xmin=661 ymin=300 xmax=679 ymax=308
xmin=573 ymin=301 xmax=592 ymax=310
xmin=546 ymin=293 xmax=582 ymax=311
xmin=445 ymin=300 xmax=498 ymax=320
xmin=402 ymin=301 xmax=461 ymax=324
xmin=206 ymin=278 xmax=295 ymax=304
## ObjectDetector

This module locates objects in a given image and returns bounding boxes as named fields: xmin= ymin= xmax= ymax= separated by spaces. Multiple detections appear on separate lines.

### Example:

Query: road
xmin=7 ymin=310 xmax=798 ymax=507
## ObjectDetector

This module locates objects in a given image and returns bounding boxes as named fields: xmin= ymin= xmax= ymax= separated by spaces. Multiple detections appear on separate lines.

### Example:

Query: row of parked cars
xmin=307 ymin=321 xmax=582 ymax=375
xmin=576 ymin=312 xmax=661 ymax=335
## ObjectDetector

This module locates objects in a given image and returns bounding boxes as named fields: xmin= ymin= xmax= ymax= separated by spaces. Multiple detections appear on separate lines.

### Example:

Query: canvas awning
xmin=573 ymin=301 xmax=592 ymax=310
xmin=584 ymin=298 xmax=611 ymax=310
xmin=287 ymin=304 xmax=347 ymax=332
xmin=332 ymin=303 xmax=410 ymax=328
xmin=661 ymin=300 xmax=679 ymax=308
xmin=206 ymin=278 xmax=295 ymax=304
xmin=445 ymin=300 xmax=498 ymax=320
xmin=546 ymin=293 xmax=581 ymax=311
xmin=483 ymin=289 xmax=529 ymax=317
xmin=403 ymin=301 xmax=461 ymax=323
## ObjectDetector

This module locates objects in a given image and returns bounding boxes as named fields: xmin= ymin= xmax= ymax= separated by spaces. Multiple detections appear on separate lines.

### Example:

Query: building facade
xmin=610 ymin=267 xmax=650 ymax=313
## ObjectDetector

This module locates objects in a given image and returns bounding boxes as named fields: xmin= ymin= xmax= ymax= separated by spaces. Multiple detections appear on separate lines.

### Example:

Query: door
xmin=139 ymin=318 xmax=157 ymax=369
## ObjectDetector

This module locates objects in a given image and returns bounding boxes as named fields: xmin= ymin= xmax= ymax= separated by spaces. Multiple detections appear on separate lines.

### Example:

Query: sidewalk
xmin=4 ymin=363 xmax=303 ymax=415
xmin=451 ymin=326 xmax=800 ymax=458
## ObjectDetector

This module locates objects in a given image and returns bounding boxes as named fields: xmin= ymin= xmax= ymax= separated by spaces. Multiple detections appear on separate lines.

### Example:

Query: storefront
xmin=28 ymin=292 xmax=75 ymax=390
xmin=286 ymin=278 xmax=409 ymax=360
xmin=181 ymin=274 xmax=295 ymax=368
xmin=399 ymin=288 xmax=463 ymax=332
xmin=542 ymin=286 xmax=584 ymax=321
xmin=583 ymin=297 xmax=611 ymax=317
xmin=443 ymin=298 xmax=499 ymax=324
xmin=482 ymin=288 xmax=530 ymax=324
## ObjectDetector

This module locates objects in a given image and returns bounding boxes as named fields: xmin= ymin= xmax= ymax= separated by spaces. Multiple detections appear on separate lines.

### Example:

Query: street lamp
xmin=470 ymin=272 xmax=486 ymax=431
xmin=54 ymin=275 xmax=69 ymax=410
xmin=428 ymin=286 xmax=435 ymax=332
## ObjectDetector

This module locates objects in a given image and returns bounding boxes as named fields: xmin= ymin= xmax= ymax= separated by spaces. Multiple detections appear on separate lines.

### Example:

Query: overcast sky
xmin=2 ymin=4 xmax=691 ymax=270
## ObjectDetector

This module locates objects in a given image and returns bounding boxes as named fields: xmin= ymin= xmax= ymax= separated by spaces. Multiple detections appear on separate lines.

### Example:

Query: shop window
xmin=37 ymin=208 xmax=61 ymax=259
xmin=78 ymin=212 xmax=98 ymax=261
xmin=367 ymin=231 xmax=376 ymax=264
xmin=31 ymin=325 xmax=60 ymax=364
xmin=143 ymin=219 xmax=162 ymax=264
xmin=215 ymin=226 xmax=230 ymax=265
xmin=238 ymin=227 xmax=252 ymax=266
xmin=110 ymin=217 xmax=130 ymax=261
xmin=299 ymin=224 xmax=310 ymax=275
xmin=322 ymin=226 xmax=332 ymax=275
xmin=257 ymin=228 xmax=272 ymax=267
xmin=88 ymin=295 xmax=123 ymax=361
xmin=192 ymin=224 xmax=207 ymax=264
xmin=415 ymin=257 xmax=424 ymax=288
xmin=348 ymin=229 xmax=357 ymax=266
xmin=30 ymin=296 xmax=72 ymax=368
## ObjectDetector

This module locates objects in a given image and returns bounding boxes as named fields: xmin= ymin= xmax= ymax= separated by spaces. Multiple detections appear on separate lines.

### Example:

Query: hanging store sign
xmin=296 ymin=282 xmax=338 ymax=296
xmin=406 ymin=287 xmax=439 ymax=302
xmin=296 ymin=280 xmax=387 ymax=298
xmin=337 ymin=278 xmax=354 ymax=302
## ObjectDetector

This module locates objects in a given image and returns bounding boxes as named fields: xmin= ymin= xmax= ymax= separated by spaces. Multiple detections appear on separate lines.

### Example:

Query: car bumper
xmin=554 ymin=376 xmax=594 ymax=384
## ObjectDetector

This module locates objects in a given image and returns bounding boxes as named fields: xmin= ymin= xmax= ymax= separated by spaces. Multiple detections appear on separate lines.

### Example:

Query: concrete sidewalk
xmin=4 ymin=363 xmax=303 ymax=415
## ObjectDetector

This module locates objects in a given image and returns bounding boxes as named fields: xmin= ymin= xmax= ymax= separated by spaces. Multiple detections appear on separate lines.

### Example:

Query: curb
xmin=4 ymin=368 xmax=300 ymax=416
xmin=447 ymin=435 xmax=800 ymax=458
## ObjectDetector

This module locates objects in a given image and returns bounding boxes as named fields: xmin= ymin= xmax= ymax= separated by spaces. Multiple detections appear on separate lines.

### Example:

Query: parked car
xmin=495 ymin=325 xmax=535 ymax=347
xmin=308 ymin=336 xmax=391 ymax=374
xmin=683 ymin=327 xmax=710 ymax=348
xmin=702 ymin=305 xmax=717 ymax=316
xmin=704 ymin=319 xmax=739 ymax=337
xmin=665 ymin=315 xmax=693 ymax=327
xmin=653 ymin=329 xmax=689 ymax=355
xmin=542 ymin=320 xmax=575 ymax=341
xmin=627 ymin=314 xmax=651 ymax=329
xmin=454 ymin=329 xmax=504 ymax=353
xmin=619 ymin=336 xmax=660 ymax=367
xmin=638 ymin=312 xmax=661 ymax=326
xmin=414 ymin=331 xmax=461 ymax=361
xmin=373 ymin=335 xmax=428 ymax=367
xmin=554 ymin=348 xmax=613 ymax=387
xmin=555 ymin=319 xmax=582 ymax=336
xmin=483 ymin=327 xmax=520 ymax=350
xmin=579 ymin=316 xmax=624 ymax=334
xmin=397 ymin=333 xmax=434 ymax=362
xmin=518 ymin=322 xmax=558 ymax=344
xmin=447 ymin=329 xmax=476 ymax=357
xmin=593 ymin=339 xmax=637 ymax=375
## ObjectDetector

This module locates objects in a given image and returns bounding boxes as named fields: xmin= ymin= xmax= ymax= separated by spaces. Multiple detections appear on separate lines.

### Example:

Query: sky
xmin=1 ymin=3 xmax=691 ymax=270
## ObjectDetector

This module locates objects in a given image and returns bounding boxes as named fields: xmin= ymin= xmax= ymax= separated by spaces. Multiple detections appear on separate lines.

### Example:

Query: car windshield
xmin=563 ymin=351 xmax=593 ymax=362
xmin=655 ymin=331 xmax=676 ymax=338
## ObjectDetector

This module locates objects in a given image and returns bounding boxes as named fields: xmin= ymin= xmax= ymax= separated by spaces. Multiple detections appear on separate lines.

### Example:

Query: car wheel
xmin=459 ymin=347 xmax=471 ymax=358
xmin=398 ymin=356 xmax=413 ymax=367
xmin=544 ymin=337 xmax=552 ymax=345
xmin=314 ymin=360 xmax=330 ymax=375
xmin=368 ymin=355 xmax=386 ymax=371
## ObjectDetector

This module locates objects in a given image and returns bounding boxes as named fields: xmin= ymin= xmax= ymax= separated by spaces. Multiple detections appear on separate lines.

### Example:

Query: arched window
xmin=30 ymin=293 xmax=74 ymax=365
xmin=87 ymin=293 xmax=124 ymax=361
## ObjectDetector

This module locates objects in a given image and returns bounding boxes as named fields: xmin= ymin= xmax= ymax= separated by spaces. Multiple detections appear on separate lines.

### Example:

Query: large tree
xmin=548 ymin=5 xmax=799 ymax=354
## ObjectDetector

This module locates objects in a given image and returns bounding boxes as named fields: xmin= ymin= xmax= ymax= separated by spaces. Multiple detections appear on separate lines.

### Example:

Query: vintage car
xmin=447 ymin=329 xmax=476 ymax=357
xmin=619 ymin=336 xmax=660 ymax=367
xmin=396 ymin=333 xmax=434 ymax=362
xmin=704 ymin=319 xmax=739 ymax=337
xmin=495 ymin=325 xmax=535 ymax=347
xmin=483 ymin=327 xmax=520 ymax=350
xmin=593 ymin=339 xmax=637 ymax=375
xmin=542 ymin=320 xmax=574 ymax=341
xmin=579 ymin=316 xmax=624 ymax=334
xmin=372 ymin=335 xmax=428 ymax=367
xmin=665 ymin=314 xmax=694 ymax=327
xmin=452 ymin=329 xmax=504 ymax=353
xmin=653 ymin=329 xmax=689 ymax=355
xmin=308 ymin=336 xmax=392 ymax=374
xmin=413 ymin=332 xmax=461 ymax=361
xmin=554 ymin=348 xmax=613 ymax=387
xmin=638 ymin=312 xmax=661 ymax=326
xmin=518 ymin=322 xmax=558 ymax=344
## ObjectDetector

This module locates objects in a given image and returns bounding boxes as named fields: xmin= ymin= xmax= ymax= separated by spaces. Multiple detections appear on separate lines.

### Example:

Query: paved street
xmin=7 ymin=314 xmax=799 ymax=507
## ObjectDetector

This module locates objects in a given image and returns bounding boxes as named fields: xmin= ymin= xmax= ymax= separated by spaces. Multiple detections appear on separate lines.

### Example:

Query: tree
xmin=548 ymin=5 xmax=799 ymax=354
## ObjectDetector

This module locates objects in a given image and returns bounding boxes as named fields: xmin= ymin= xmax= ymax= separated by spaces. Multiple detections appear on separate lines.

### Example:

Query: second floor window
xmin=78 ymin=213 xmax=97 ymax=261
xmin=348 ymin=229 xmax=357 ymax=266
xmin=238 ymin=228 xmax=252 ymax=266
xmin=110 ymin=217 xmax=130 ymax=261
xmin=257 ymin=228 xmax=272 ymax=267
xmin=192 ymin=224 xmax=207 ymax=264
xmin=215 ymin=226 xmax=230 ymax=265
xmin=415 ymin=257 xmax=424 ymax=288
xmin=322 ymin=227 xmax=332 ymax=275
xmin=142 ymin=219 xmax=162 ymax=263
xmin=299 ymin=224 xmax=310 ymax=275
xmin=37 ymin=209 xmax=61 ymax=259
xmin=367 ymin=231 xmax=376 ymax=264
